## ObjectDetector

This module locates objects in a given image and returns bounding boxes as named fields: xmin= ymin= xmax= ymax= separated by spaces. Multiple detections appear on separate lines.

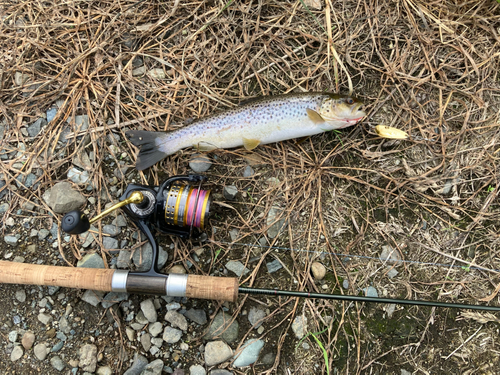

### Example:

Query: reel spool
xmin=62 ymin=174 xmax=211 ymax=240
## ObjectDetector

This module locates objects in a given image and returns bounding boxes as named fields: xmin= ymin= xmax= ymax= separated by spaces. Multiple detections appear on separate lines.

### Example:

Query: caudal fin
xmin=126 ymin=130 xmax=168 ymax=171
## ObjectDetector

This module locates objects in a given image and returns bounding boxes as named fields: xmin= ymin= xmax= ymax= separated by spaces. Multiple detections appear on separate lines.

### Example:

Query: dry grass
xmin=1 ymin=0 xmax=500 ymax=374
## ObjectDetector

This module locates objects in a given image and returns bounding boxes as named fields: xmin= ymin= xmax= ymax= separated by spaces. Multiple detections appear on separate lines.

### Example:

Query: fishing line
xmin=214 ymin=240 xmax=500 ymax=273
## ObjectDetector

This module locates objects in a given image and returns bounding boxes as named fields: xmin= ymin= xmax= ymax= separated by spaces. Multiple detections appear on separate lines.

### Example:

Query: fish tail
xmin=126 ymin=130 xmax=171 ymax=171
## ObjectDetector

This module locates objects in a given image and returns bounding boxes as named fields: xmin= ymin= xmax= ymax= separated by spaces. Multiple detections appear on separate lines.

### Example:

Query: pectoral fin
xmin=242 ymin=138 xmax=261 ymax=151
xmin=307 ymin=108 xmax=325 ymax=124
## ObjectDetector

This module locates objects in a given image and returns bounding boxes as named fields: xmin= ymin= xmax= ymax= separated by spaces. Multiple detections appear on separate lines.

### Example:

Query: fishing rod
xmin=0 ymin=173 xmax=499 ymax=312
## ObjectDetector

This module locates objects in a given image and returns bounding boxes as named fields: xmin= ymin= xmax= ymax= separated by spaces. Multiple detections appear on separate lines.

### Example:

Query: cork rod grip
xmin=0 ymin=261 xmax=115 ymax=291
xmin=185 ymin=275 xmax=239 ymax=302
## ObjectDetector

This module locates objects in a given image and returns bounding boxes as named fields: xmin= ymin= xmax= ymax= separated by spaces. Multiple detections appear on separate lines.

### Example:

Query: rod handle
xmin=0 ymin=261 xmax=115 ymax=291
xmin=186 ymin=275 xmax=239 ymax=302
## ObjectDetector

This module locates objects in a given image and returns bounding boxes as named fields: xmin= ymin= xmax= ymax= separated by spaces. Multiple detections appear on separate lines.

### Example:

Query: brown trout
xmin=126 ymin=92 xmax=365 ymax=170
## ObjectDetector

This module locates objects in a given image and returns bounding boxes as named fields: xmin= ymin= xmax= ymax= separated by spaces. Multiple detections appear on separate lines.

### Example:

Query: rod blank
xmin=239 ymin=287 xmax=500 ymax=311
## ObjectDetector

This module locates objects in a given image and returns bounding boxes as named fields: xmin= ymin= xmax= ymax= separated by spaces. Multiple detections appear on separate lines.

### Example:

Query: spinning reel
xmin=62 ymin=174 xmax=212 ymax=280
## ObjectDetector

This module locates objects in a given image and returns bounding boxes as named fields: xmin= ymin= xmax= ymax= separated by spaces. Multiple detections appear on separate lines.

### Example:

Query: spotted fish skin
xmin=127 ymin=92 xmax=365 ymax=170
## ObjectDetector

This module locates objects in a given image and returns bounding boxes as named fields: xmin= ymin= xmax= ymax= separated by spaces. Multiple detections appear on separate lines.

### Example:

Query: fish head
xmin=319 ymin=94 xmax=366 ymax=129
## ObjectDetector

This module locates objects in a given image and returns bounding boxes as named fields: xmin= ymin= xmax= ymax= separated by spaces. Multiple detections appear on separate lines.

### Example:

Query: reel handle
xmin=61 ymin=191 xmax=145 ymax=235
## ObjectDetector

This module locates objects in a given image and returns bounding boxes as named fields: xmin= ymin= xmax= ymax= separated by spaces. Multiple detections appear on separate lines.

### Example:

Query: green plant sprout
xmin=214 ymin=248 xmax=222 ymax=263
xmin=296 ymin=328 xmax=330 ymax=375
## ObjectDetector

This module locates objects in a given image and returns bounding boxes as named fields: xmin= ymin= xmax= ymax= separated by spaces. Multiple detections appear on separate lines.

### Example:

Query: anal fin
xmin=242 ymin=137 xmax=261 ymax=151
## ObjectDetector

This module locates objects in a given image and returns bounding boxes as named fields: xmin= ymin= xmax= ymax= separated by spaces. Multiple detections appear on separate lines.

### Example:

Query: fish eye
xmin=346 ymin=97 xmax=354 ymax=105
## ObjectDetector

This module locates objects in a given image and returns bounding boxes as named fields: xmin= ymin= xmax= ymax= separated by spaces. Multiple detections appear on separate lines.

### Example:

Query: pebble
xmin=225 ymin=260 xmax=250 ymax=277
xmin=189 ymin=154 xmax=212 ymax=173
xmin=28 ymin=118 xmax=46 ymax=137
xmin=113 ymin=215 xmax=128 ymax=227
xmin=204 ymin=340 xmax=233 ymax=366
xmin=42 ymin=182 xmax=86 ymax=213
xmin=141 ymin=333 xmax=151 ymax=351
xmin=0 ymin=202 xmax=9 ymax=214
xmin=68 ymin=167 xmax=91 ymax=185
xmin=132 ymin=66 xmax=146 ymax=76
xmin=342 ymin=279 xmax=349 ymax=289
xmin=114 ymin=166 xmax=129 ymax=179
xmin=248 ymin=307 xmax=266 ymax=329
xmin=401 ymin=370 xmax=412 ymax=375
xmin=364 ymin=286 xmax=378 ymax=298
xmin=203 ymin=312 xmax=239 ymax=343
xmin=79 ymin=344 xmax=98 ymax=372
xmin=47 ymin=107 xmax=58 ymax=122
xmin=387 ymin=268 xmax=399 ymax=279
xmin=4 ymin=235 xmax=18 ymax=245
xmin=22 ymin=331 xmax=35 ymax=349
xmin=209 ymin=370 xmax=232 ymax=375
xmin=166 ymin=302 xmax=181 ymax=311
xmin=72 ymin=151 xmax=92 ymax=170
xmin=101 ymin=292 xmax=129 ymax=308
xmin=38 ymin=228 xmax=50 ymax=240
xmin=223 ymin=185 xmax=238 ymax=200
xmin=117 ymin=250 xmax=132 ymax=268
xmin=97 ymin=366 xmax=113 ymax=375
xmin=243 ymin=165 xmax=254 ymax=177
xmin=266 ymin=207 xmax=287 ymax=238
xmin=291 ymin=315 xmax=307 ymax=339
xmin=149 ymin=321 xmax=163 ymax=337
xmin=123 ymin=353 xmax=148 ymax=375
xmin=34 ymin=343 xmax=49 ymax=360
xmin=9 ymin=331 xmax=18 ymax=342
xmin=265 ymin=259 xmax=282 ymax=273
xmin=81 ymin=290 xmax=104 ymax=307
xmin=233 ymin=339 xmax=265 ymax=367
xmin=15 ymin=71 xmax=30 ymax=86
xmin=141 ymin=299 xmax=158 ymax=323
xmin=51 ymin=355 xmax=66 ymax=371
xmin=38 ymin=313 xmax=53 ymax=325
xmin=184 ymin=309 xmax=207 ymax=325
xmin=103 ymin=237 xmax=119 ymax=250
xmin=59 ymin=316 xmax=71 ymax=334
xmin=141 ymin=359 xmax=164 ymax=375
xmin=10 ymin=345 xmax=23 ymax=361
xmin=77 ymin=253 xmax=105 ymax=269
xmin=189 ymin=365 xmax=206 ymax=375
xmin=103 ymin=224 xmax=120 ymax=237
xmin=125 ymin=327 xmax=135 ymax=341
xmin=15 ymin=289 xmax=26 ymax=302
xmin=165 ymin=310 xmax=188 ymax=330
xmin=169 ymin=265 xmax=186 ymax=274
xmin=79 ymin=226 xmax=97 ymax=248
xmin=163 ymin=327 xmax=182 ymax=344
xmin=51 ymin=340 xmax=64 ymax=352
xmin=386 ymin=304 xmax=397 ymax=318
xmin=380 ymin=245 xmax=402 ymax=264
xmin=133 ymin=243 xmax=168 ymax=271
xmin=148 ymin=68 xmax=166 ymax=80
xmin=311 ymin=262 xmax=327 ymax=280
xmin=229 ymin=229 xmax=239 ymax=242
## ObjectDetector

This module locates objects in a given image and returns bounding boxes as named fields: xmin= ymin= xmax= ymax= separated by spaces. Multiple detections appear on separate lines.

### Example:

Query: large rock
xmin=204 ymin=340 xmax=233 ymax=366
xmin=79 ymin=344 xmax=98 ymax=372
xmin=233 ymin=339 xmax=265 ymax=367
xmin=43 ymin=182 xmax=86 ymax=213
